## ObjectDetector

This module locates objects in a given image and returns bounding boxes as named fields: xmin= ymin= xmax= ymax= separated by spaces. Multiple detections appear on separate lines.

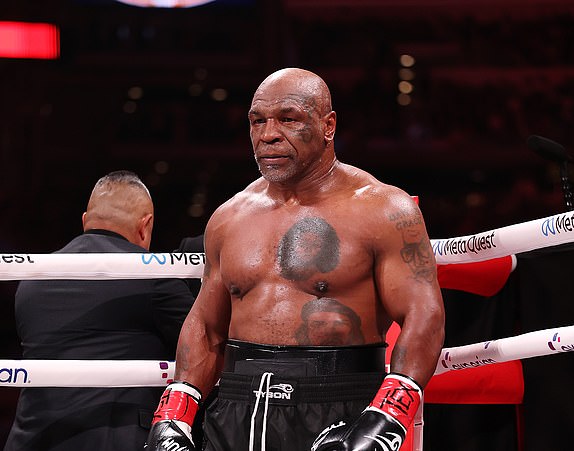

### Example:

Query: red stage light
xmin=0 ymin=21 xmax=60 ymax=60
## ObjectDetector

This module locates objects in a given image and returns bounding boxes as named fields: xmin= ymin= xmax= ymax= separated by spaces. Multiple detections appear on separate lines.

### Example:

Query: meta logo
xmin=0 ymin=254 xmax=34 ymax=264
xmin=141 ymin=253 xmax=205 ymax=266
xmin=142 ymin=254 xmax=167 ymax=265
xmin=253 ymin=383 xmax=294 ymax=400
xmin=541 ymin=213 xmax=574 ymax=237
xmin=432 ymin=232 xmax=496 ymax=257
xmin=0 ymin=367 xmax=29 ymax=384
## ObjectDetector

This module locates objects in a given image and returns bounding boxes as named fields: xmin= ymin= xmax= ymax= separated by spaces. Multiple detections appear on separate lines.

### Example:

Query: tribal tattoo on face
xmin=389 ymin=211 xmax=435 ymax=283
xmin=296 ymin=96 xmax=317 ymax=144
xmin=277 ymin=217 xmax=340 ymax=281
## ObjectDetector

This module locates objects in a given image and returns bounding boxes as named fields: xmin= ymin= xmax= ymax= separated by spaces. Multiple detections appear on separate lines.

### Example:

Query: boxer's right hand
xmin=145 ymin=420 xmax=196 ymax=451
xmin=144 ymin=381 xmax=202 ymax=451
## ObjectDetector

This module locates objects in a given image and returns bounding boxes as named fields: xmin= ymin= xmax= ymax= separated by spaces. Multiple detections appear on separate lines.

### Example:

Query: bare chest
xmin=219 ymin=210 xmax=371 ymax=298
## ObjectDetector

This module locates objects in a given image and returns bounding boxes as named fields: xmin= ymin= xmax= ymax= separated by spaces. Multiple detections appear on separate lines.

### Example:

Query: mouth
xmin=257 ymin=154 xmax=291 ymax=163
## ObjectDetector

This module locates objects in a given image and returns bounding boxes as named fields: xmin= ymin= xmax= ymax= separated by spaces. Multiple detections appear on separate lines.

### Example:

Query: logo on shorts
xmin=253 ymin=383 xmax=294 ymax=400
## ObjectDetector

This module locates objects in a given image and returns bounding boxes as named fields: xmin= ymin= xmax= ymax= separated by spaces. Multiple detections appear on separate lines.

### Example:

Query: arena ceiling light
xmin=115 ymin=0 xmax=215 ymax=6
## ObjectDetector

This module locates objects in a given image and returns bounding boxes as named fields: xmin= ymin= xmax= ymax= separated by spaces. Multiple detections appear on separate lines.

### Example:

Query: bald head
xmin=253 ymin=68 xmax=333 ymax=116
xmin=82 ymin=171 xmax=154 ymax=250
xmin=248 ymin=68 xmax=338 ymax=184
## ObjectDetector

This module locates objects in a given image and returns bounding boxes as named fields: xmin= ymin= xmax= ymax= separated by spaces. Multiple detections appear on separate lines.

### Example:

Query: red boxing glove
xmin=144 ymin=381 xmax=202 ymax=451
xmin=369 ymin=373 xmax=422 ymax=431
xmin=311 ymin=373 xmax=422 ymax=451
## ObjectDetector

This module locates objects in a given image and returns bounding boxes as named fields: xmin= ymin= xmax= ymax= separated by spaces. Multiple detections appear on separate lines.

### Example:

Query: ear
xmin=82 ymin=212 xmax=87 ymax=230
xmin=324 ymin=111 xmax=337 ymax=143
xmin=138 ymin=213 xmax=154 ymax=249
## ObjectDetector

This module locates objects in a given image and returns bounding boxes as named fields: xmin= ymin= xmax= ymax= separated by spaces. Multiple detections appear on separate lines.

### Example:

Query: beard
xmin=255 ymin=157 xmax=299 ymax=183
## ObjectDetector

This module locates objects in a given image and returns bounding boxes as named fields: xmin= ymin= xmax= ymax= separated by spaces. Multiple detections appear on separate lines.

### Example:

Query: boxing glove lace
xmin=311 ymin=373 xmax=422 ymax=451
xmin=144 ymin=381 xmax=202 ymax=451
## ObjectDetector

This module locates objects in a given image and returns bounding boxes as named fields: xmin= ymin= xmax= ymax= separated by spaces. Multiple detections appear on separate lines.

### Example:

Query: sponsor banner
xmin=434 ymin=325 xmax=574 ymax=376
xmin=431 ymin=211 xmax=574 ymax=264
xmin=0 ymin=359 xmax=175 ymax=387
xmin=0 ymin=253 xmax=205 ymax=280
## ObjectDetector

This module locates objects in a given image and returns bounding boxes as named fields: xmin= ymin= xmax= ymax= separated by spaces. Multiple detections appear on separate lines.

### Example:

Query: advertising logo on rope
xmin=547 ymin=332 xmax=574 ymax=352
xmin=0 ymin=366 xmax=29 ymax=385
xmin=141 ymin=252 xmax=205 ymax=266
xmin=541 ymin=213 xmax=574 ymax=237
xmin=0 ymin=255 xmax=34 ymax=264
xmin=439 ymin=348 xmax=497 ymax=371
xmin=432 ymin=231 xmax=496 ymax=257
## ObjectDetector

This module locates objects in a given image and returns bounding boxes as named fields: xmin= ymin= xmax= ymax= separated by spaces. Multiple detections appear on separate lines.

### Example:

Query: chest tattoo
xmin=295 ymin=297 xmax=365 ymax=346
xmin=277 ymin=217 xmax=340 ymax=281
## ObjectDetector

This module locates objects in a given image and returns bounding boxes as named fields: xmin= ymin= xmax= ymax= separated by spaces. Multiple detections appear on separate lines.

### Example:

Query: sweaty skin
xmin=175 ymin=68 xmax=445 ymax=396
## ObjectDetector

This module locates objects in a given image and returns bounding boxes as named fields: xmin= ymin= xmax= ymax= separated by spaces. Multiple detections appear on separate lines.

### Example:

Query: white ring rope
xmin=0 ymin=360 xmax=175 ymax=388
xmin=0 ymin=252 xmax=205 ymax=280
xmin=0 ymin=213 xmax=572 ymax=388
xmin=1 ymin=325 xmax=571 ymax=388
xmin=431 ymin=210 xmax=574 ymax=264
xmin=433 ymin=324 xmax=574 ymax=376
xmin=1 ymin=211 xmax=574 ymax=280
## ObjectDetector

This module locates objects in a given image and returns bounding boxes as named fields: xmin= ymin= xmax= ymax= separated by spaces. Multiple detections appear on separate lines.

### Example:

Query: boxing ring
xmin=2 ymin=210 xmax=574 ymax=450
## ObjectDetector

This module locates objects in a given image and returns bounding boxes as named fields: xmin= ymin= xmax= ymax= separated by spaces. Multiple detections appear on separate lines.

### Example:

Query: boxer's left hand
xmin=311 ymin=373 xmax=422 ymax=451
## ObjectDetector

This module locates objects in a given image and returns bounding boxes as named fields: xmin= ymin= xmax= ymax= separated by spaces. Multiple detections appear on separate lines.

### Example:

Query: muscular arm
xmin=310 ymin=186 xmax=445 ymax=451
xmin=146 ymin=211 xmax=233 ymax=449
xmin=174 ymin=222 xmax=231 ymax=396
xmin=377 ymin=193 xmax=445 ymax=388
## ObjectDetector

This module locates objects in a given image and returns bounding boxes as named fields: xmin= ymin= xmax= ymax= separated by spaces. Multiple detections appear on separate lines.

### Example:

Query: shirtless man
xmin=146 ymin=68 xmax=445 ymax=451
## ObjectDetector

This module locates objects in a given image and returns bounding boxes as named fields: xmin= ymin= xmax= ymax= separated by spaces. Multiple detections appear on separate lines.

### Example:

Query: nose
xmin=260 ymin=119 xmax=282 ymax=143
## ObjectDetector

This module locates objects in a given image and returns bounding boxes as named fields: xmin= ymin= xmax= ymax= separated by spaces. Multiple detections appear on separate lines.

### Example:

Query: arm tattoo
xmin=400 ymin=238 xmax=435 ymax=283
xmin=389 ymin=211 xmax=435 ymax=283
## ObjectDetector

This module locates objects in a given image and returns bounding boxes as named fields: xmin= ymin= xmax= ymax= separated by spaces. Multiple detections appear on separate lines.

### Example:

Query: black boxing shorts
xmin=201 ymin=340 xmax=387 ymax=451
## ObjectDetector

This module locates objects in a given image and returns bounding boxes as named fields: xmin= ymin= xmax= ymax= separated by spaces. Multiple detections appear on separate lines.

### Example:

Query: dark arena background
xmin=1 ymin=0 xmax=573 ymax=450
